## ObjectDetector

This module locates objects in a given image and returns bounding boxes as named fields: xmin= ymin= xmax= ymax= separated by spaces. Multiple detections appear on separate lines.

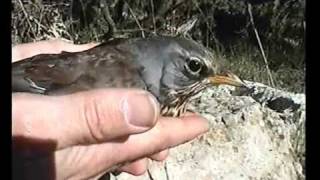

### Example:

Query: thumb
xmin=65 ymin=89 xmax=160 ymax=145
xmin=12 ymin=89 xmax=159 ymax=150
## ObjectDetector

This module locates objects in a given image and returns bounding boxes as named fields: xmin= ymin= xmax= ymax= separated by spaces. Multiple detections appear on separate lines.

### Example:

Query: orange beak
xmin=208 ymin=71 xmax=248 ymax=88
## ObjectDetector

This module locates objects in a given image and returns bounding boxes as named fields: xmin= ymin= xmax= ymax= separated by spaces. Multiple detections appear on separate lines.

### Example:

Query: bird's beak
xmin=208 ymin=71 xmax=248 ymax=88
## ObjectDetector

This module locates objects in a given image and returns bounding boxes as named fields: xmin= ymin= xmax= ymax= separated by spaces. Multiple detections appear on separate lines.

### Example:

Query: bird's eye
xmin=185 ymin=57 xmax=203 ymax=74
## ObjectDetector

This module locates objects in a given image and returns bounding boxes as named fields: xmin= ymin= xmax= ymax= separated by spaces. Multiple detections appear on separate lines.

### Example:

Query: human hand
xmin=12 ymin=40 xmax=209 ymax=179
xmin=12 ymin=90 xmax=208 ymax=179
xmin=12 ymin=39 xmax=99 ymax=62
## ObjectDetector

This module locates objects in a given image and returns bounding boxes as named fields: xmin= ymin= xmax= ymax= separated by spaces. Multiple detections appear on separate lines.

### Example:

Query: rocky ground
xmin=110 ymin=81 xmax=305 ymax=180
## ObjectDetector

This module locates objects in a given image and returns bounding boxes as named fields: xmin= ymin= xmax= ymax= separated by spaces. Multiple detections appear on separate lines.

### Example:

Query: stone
xmin=111 ymin=81 xmax=305 ymax=180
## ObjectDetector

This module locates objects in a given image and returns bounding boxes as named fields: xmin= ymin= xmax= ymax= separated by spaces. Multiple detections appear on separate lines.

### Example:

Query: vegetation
xmin=12 ymin=0 xmax=305 ymax=93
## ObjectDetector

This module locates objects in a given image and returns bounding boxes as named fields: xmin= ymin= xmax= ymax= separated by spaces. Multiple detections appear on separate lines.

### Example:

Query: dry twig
xmin=248 ymin=3 xmax=275 ymax=87
xmin=125 ymin=1 xmax=145 ymax=38
xmin=16 ymin=0 xmax=37 ymax=39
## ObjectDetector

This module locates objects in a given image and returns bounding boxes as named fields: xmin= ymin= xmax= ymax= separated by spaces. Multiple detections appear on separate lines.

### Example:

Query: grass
xmin=226 ymin=55 xmax=304 ymax=93
xmin=221 ymin=43 xmax=305 ymax=93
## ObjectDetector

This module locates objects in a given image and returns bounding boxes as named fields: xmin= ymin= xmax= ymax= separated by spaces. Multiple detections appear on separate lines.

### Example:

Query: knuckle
xmin=82 ymin=96 xmax=106 ymax=142
xmin=131 ymin=167 xmax=147 ymax=176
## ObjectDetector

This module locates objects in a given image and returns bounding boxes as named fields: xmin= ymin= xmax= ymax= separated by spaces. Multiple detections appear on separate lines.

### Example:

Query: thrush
xmin=12 ymin=36 xmax=247 ymax=117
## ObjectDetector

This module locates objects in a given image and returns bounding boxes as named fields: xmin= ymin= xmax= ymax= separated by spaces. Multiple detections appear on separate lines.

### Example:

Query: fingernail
xmin=122 ymin=92 xmax=159 ymax=128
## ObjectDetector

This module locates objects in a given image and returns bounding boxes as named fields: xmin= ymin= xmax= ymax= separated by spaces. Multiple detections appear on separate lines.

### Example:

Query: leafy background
xmin=12 ymin=0 xmax=305 ymax=93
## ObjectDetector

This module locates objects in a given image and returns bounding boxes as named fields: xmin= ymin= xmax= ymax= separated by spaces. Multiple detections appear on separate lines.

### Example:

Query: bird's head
xmin=123 ymin=36 xmax=247 ymax=117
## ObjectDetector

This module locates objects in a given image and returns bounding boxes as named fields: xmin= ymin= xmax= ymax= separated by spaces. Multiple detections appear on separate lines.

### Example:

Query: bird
xmin=12 ymin=36 xmax=247 ymax=117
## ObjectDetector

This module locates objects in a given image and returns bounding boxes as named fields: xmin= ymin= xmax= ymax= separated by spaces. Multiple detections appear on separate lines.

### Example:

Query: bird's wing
xmin=12 ymin=44 xmax=146 ymax=95
xmin=12 ymin=52 xmax=85 ymax=94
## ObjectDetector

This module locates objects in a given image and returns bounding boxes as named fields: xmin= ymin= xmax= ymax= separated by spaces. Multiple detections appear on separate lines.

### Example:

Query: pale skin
xmin=12 ymin=39 xmax=209 ymax=179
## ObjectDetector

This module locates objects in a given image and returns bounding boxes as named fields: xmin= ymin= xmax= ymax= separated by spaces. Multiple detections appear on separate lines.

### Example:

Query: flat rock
xmin=111 ymin=81 xmax=305 ymax=180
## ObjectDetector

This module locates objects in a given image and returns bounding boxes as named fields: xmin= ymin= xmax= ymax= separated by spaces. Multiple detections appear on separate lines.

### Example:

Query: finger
xmin=12 ymin=89 xmax=159 ymax=150
xmin=68 ymin=158 xmax=149 ymax=180
xmin=57 ymin=41 xmax=100 ymax=53
xmin=118 ymin=158 xmax=149 ymax=176
xmin=12 ymin=39 xmax=99 ymax=62
xmin=149 ymin=149 xmax=169 ymax=161
xmin=113 ymin=114 xmax=209 ymax=164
